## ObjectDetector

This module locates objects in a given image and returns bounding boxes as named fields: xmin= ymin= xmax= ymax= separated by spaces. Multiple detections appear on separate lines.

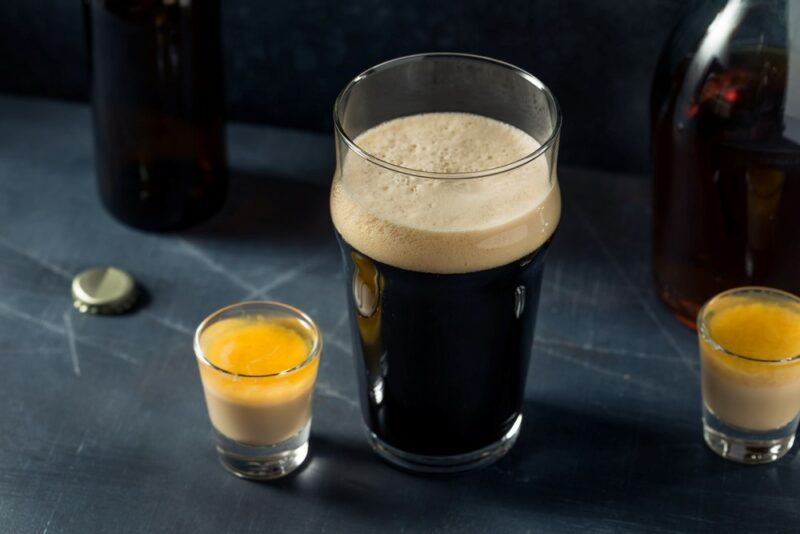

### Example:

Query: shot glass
xmin=194 ymin=301 xmax=322 ymax=479
xmin=698 ymin=287 xmax=800 ymax=464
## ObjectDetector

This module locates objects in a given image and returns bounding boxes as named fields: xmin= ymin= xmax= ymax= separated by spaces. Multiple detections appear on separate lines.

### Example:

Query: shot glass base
xmin=367 ymin=414 xmax=522 ymax=474
xmin=702 ymin=408 xmax=796 ymax=464
xmin=214 ymin=422 xmax=310 ymax=480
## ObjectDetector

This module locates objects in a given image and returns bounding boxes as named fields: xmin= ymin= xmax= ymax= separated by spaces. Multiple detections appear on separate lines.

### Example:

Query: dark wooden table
xmin=1 ymin=96 xmax=797 ymax=533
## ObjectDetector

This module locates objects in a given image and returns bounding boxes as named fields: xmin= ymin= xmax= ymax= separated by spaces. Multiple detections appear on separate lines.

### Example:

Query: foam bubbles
xmin=331 ymin=112 xmax=560 ymax=273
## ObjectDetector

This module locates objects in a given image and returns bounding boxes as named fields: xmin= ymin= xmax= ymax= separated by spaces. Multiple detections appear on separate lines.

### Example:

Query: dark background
xmin=0 ymin=0 xmax=699 ymax=172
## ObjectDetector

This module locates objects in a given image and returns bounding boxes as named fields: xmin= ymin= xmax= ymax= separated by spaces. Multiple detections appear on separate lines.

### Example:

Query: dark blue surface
xmin=0 ymin=0 xmax=699 ymax=172
xmin=0 ymin=96 xmax=798 ymax=533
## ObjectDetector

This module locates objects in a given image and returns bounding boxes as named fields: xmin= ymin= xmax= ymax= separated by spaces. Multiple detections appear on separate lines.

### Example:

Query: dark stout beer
xmin=339 ymin=238 xmax=549 ymax=456
xmin=331 ymin=111 xmax=561 ymax=468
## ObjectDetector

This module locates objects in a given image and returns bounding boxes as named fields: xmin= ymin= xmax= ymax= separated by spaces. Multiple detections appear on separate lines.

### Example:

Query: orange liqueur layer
xmin=708 ymin=300 xmax=800 ymax=361
xmin=203 ymin=318 xmax=311 ymax=375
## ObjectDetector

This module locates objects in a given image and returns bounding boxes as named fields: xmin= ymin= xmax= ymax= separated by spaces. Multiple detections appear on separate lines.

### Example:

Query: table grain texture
xmin=0 ymin=96 xmax=797 ymax=534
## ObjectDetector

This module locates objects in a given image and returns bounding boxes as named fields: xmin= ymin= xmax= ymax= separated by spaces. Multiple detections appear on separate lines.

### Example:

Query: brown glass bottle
xmin=652 ymin=0 xmax=800 ymax=327
xmin=84 ymin=0 xmax=227 ymax=231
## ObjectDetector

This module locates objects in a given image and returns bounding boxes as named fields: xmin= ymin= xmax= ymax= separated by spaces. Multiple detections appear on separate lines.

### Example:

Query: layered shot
xmin=699 ymin=287 xmax=800 ymax=463
xmin=194 ymin=302 xmax=321 ymax=479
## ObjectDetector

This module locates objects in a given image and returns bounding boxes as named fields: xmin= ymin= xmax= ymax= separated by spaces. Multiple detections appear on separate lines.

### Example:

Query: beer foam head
xmin=331 ymin=112 xmax=560 ymax=273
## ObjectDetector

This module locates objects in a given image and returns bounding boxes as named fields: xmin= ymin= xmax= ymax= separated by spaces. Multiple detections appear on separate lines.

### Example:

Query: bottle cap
xmin=72 ymin=266 xmax=138 ymax=315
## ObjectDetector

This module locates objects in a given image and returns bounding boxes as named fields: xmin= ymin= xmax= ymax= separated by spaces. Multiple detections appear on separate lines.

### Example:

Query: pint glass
xmin=331 ymin=53 xmax=561 ymax=472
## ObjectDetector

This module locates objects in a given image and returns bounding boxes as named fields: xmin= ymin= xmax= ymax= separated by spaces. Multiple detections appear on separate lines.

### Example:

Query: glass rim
xmin=697 ymin=286 xmax=800 ymax=364
xmin=333 ymin=52 xmax=563 ymax=180
xmin=194 ymin=300 xmax=323 ymax=378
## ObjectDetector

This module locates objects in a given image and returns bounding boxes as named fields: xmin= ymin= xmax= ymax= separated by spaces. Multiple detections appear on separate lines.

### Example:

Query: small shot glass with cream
xmin=194 ymin=301 xmax=322 ymax=479
xmin=698 ymin=287 xmax=800 ymax=464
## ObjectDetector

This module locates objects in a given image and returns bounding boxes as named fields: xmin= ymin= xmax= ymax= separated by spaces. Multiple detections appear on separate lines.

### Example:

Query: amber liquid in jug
xmin=652 ymin=40 xmax=800 ymax=327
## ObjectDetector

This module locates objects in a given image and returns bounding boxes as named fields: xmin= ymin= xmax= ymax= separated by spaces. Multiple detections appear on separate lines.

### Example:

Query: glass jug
xmin=652 ymin=0 xmax=800 ymax=326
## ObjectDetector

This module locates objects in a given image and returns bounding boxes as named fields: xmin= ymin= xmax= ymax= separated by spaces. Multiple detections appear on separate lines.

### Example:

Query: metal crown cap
xmin=72 ymin=266 xmax=138 ymax=315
